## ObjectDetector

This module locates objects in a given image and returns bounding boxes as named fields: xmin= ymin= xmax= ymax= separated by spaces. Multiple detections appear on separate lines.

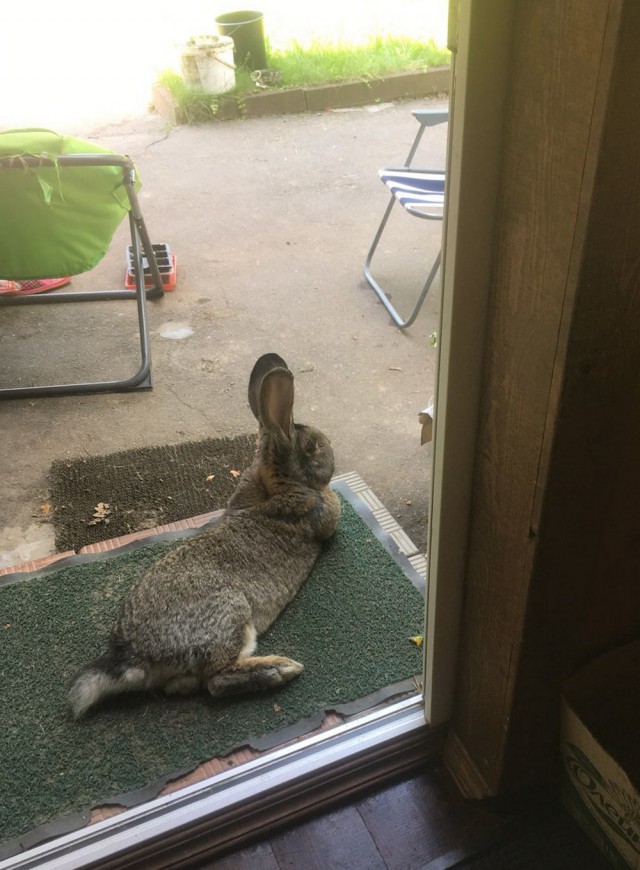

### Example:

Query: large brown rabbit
xmin=68 ymin=353 xmax=340 ymax=718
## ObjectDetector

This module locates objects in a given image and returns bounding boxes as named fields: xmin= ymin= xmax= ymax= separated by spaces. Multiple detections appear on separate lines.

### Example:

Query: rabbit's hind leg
xmin=207 ymin=655 xmax=304 ymax=698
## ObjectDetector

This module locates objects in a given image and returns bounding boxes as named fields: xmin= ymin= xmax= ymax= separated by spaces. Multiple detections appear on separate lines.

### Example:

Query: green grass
xmin=269 ymin=36 xmax=449 ymax=86
xmin=158 ymin=35 xmax=450 ymax=123
xmin=157 ymin=71 xmax=219 ymax=124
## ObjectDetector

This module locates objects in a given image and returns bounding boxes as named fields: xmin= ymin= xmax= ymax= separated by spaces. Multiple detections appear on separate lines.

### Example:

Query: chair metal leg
xmin=364 ymin=194 xmax=442 ymax=330
xmin=0 ymin=220 xmax=161 ymax=401
xmin=126 ymin=170 xmax=165 ymax=301
xmin=0 ymin=167 xmax=164 ymax=400
xmin=365 ymin=248 xmax=441 ymax=330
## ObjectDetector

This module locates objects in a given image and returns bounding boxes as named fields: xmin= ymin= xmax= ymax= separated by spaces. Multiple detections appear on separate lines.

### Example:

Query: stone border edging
xmin=152 ymin=65 xmax=450 ymax=125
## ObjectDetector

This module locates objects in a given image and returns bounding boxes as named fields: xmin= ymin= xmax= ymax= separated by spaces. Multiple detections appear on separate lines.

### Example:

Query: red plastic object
xmin=125 ymin=244 xmax=176 ymax=291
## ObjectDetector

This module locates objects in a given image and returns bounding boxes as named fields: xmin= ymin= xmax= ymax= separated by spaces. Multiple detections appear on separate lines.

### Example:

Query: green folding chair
xmin=0 ymin=128 xmax=165 ymax=400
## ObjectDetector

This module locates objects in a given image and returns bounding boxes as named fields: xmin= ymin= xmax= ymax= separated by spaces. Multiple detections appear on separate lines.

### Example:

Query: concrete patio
xmin=0 ymin=95 xmax=447 ymax=571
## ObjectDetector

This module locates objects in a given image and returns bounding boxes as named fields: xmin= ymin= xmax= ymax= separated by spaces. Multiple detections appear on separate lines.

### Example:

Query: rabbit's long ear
xmin=259 ymin=369 xmax=295 ymax=438
xmin=248 ymin=353 xmax=290 ymax=420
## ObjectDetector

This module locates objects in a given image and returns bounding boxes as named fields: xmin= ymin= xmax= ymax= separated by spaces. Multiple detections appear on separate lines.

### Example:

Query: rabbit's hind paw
xmin=207 ymin=655 xmax=303 ymax=698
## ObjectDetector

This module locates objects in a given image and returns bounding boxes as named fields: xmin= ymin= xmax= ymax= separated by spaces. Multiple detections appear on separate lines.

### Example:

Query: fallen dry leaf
xmin=33 ymin=501 xmax=53 ymax=521
xmin=409 ymin=635 xmax=424 ymax=648
xmin=229 ymin=469 xmax=241 ymax=478
xmin=206 ymin=474 xmax=215 ymax=481
xmin=273 ymin=703 xmax=282 ymax=713
xmin=88 ymin=502 xmax=111 ymax=526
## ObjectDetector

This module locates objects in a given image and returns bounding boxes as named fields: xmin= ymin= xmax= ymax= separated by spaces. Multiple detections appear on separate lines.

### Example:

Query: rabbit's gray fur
xmin=68 ymin=354 xmax=340 ymax=719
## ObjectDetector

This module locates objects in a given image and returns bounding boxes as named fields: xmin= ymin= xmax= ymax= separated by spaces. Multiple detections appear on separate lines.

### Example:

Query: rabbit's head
xmin=249 ymin=354 xmax=335 ymax=491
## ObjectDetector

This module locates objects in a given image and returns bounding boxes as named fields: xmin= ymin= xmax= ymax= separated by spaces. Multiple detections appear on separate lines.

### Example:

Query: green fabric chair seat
xmin=0 ymin=129 xmax=164 ymax=401
xmin=0 ymin=129 xmax=139 ymax=280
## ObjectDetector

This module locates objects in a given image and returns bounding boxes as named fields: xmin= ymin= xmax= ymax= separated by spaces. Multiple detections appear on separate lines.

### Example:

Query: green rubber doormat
xmin=0 ymin=486 xmax=424 ymax=855
xmin=49 ymin=434 xmax=257 ymax=552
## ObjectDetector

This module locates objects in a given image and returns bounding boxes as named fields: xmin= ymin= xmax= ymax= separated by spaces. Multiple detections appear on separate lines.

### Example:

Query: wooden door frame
xmin=424 ymin=0 xmax=515 ymax=727
xmin=438 ymin=0 xmax=640 ymax=796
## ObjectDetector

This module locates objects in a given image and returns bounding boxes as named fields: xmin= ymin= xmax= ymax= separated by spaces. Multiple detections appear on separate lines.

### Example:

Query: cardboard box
xmin=561 ymin=639 xmax=640 ymax=869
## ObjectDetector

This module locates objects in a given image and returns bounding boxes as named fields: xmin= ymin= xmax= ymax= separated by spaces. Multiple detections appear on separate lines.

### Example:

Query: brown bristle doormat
xmin=49 ymin=435 xmax=256 ymax=552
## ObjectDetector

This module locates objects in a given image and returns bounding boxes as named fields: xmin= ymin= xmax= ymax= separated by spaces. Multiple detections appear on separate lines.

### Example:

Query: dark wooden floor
xmin=201 ymin=761 xmax=611 ymax=870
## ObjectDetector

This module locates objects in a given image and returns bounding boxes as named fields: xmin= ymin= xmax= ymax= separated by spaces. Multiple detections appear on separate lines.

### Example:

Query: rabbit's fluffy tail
xmin=67 ymin=651 xmax=146 ymax=720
